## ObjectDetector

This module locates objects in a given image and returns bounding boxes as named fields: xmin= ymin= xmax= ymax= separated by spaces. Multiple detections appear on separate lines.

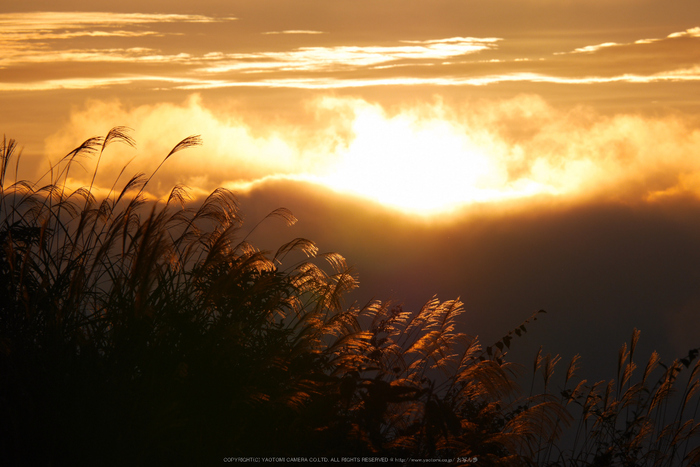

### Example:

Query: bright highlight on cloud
xmin=314 ymin=97 xmax=700 ymax=213
xmin=199 ymin=37 xmax=499 ymax=74
xmin=316 ymin=99 xmax=541 ymax=213
xmin=44 ymin=94 xmax=700 ymax=215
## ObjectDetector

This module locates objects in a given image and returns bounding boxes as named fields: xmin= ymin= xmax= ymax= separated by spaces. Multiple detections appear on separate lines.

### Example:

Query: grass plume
xmin=1 ymin=129 xmax=699 ymax=466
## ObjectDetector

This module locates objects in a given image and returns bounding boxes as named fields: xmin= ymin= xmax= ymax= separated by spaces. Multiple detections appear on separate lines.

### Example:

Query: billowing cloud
xmin=314 ymin=95 xmax=700 ymax=212
xmin=42 ymin=94 xmax=346 ymax=199
xmin=43 ymin=94 xmax=700 ymax=214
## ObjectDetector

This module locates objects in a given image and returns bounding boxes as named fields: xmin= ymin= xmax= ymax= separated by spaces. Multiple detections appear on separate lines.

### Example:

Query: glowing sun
xmin=317 ymin=104 xmax=545 ymax=215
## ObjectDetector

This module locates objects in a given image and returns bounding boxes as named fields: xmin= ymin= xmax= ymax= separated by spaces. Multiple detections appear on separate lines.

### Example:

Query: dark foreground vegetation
xmin=1 ymin=130 xmax=699 ymax=466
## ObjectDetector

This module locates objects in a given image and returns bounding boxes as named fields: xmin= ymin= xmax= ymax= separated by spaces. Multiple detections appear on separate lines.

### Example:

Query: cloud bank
xmin=43 ymin=94 xmax=700 ymax=214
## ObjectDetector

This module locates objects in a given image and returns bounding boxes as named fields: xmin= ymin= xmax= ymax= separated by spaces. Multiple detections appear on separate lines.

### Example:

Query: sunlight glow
xmin=318 ymin=103 xmax=551 ymax=214
xmin=44 ymin=95 xmax=700 ymax=218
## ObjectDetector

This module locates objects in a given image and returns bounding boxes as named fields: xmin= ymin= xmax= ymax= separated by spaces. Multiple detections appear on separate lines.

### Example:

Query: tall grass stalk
xmin=1 ymin=130 xmax=699 ymax=466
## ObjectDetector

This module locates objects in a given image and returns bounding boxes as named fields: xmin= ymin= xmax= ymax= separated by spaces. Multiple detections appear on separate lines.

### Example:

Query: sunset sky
xmin=2 ymin=0 xmax=700 ymax=377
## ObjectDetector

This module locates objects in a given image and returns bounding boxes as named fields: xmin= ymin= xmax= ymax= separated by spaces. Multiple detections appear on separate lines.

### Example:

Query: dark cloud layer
xmin=236 ymin=179 xmax=700 ymax=381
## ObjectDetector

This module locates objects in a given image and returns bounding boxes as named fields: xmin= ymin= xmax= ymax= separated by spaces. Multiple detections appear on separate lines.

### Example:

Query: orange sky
xmin=2 ymin=1 xmax=700 ymax=370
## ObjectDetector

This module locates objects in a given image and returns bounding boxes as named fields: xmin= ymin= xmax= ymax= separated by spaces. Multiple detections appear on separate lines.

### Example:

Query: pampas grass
xmin=1 ymin=130 xmax=699 ymax=466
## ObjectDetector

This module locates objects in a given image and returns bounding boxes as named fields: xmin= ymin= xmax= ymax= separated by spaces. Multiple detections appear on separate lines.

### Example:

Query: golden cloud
xmin=3 ymin=11 xmax=698 ymax=93
xmin=41 ymin=94 xmax=700 ymax=215
xmin=198 ymin=38 xmax=500 ymax=74
xmin=42 ymin=95 xmax=345 ymax=197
